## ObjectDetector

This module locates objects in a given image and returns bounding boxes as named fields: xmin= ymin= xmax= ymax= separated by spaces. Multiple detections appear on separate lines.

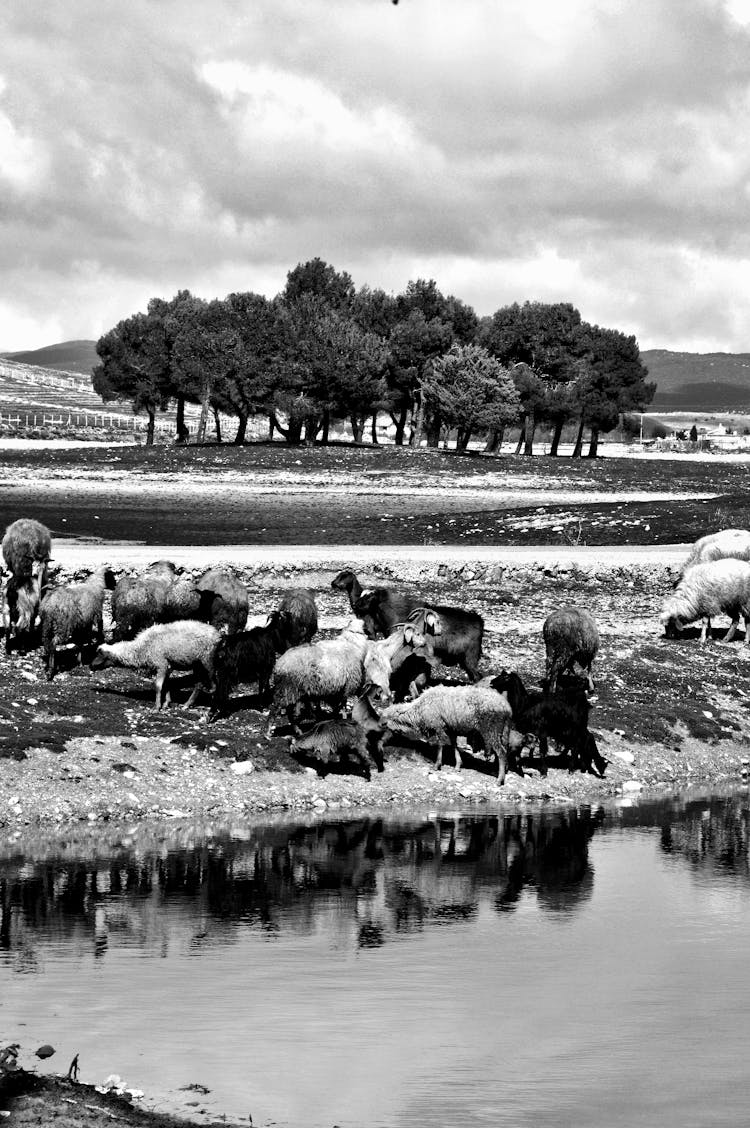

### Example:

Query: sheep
xmin=40 ymin=567 xmax=117 ymax=680
xmin=196 ymin=568 xmax=249 ymax=635
xmin=92 ymin=620 xmax=221 ymax=710
xmin=543 ymin=606 xmax=600 ymax=693
xmin=110 ymin=564 xmax=203 ymax=640
xmin=379 ymin=685 xmax=512 ymax=781
xmin=660 ymin=558 xmax=750 ymax=645
xmin=209 ymin=610 xmax=293 ymax=720
xmin=268 ymin=621 xmax=393 ymax=734
xmin=2 ymin=518 xmax=52 ymax=585
xmin=680 ymin=528 xmax=750 ymax=578
xmin=278 ymin=587 xmax=318 ymax=645
xmin=489 ymin=669 xmax=607 ymax=778
xmin=5 ymin=574 xmax=41 ymax=653
xmin=401 ymin=605 xmax=484 ymax=682
xmin=2 ymin=519 xmax=52 ymax=647
xmin=289 ymin=685 xmax=387 ymax=779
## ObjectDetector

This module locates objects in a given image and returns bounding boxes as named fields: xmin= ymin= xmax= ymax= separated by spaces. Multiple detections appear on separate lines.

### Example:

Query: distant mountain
xmin=1 ymin=340 xmax=98 ymax=376
xmin=642 ymin=349 xmax=750 ymax=410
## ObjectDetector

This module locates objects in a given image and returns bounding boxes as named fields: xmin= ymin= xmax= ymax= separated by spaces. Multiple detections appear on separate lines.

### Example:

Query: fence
xmin=0 ymin=411 xmax=188 ymax=435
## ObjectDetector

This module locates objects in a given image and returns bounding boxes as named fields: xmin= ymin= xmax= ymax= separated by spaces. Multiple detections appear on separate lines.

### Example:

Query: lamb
xmin=289 ymin=685 xmax=387 ymax=779
xmin=278 ymin=587 xmax=318 ymax=645
xmin=680 ymin=528 xmax=750 ymax=578
xmin=489 ymin=669 xmax=607 ymax=778
xmin=379 ymin=685 xmax=512 ymax=781
xmin=268 ymin=620 xmax=393 ymax=733
xmin=660 ymin=558 xmax=750 ymax=644
xmin=196 ymin=567 xmax=249 ymax=634
xmin=209 ymin=610 xmax=293 ymax=720
xmin=92 ymin=620 xmax=221 ymax=710
xmin=542 ymin=606 xmax=600 ymax=692
xmin=5 ymin=574 xmax=41 ymax=653
xmin=40 ymin=567 xmax=117 ymax=680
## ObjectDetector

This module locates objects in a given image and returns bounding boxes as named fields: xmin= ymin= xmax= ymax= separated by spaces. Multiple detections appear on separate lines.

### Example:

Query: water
xmin=2 ymin=791 xmax=750 ymax=1127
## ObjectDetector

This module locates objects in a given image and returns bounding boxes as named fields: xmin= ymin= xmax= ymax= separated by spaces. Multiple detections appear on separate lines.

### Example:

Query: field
xmin=0 ymin=440 xmax=748 ymax=833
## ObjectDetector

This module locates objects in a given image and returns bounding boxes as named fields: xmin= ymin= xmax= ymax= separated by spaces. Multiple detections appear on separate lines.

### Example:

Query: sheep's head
xmin=659 ymin=602 xmax=684 ymax=638
xmin=91 ymin=645 xmax=115 ymax=670
xmin=102 ymin=568 xmax=117 ymax=591
xmin=363 ymin=648 xmax=393 ymax=700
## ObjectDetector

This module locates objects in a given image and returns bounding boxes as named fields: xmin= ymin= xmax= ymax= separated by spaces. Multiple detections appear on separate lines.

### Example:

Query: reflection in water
xmin=2 ymin=790 xmax=750 ymax=1128
xmin=0 ymin=807 xmax=604 ymax=966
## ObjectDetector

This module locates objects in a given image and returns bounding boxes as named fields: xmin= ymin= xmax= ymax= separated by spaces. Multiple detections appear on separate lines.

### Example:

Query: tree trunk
xmin=484 ymin=428 xmax=504 ymax=454
xmin=304 ymin=416 xmax=320 ymax=447
xmin=392 ymin=405 xmax=409 ymax=446
xmin=456 ymin=427 xmax=471 ymax=451
xmin=549 ymin=419 xmax=564 ymax=457
xmin=213 ymin=407 xmax=222 ymax=444
xmin=587 ymin=426 xmax=600 ymax=458
xmin=146 ymin=409 xmax=155 ymax=446
xmin=514 ymin=415 xmax=527 ymax=455
xmin=350 ymin=415 xmax=365 ymax=443
xmin=268 ymin=413 xmax=276 ymax=439
xmin=271 ymin=412 xmax=303 ymax=444
xmin=426 ymin=411 xmax=442 ymax=449
xmin=196 ymin=377 xmax=211 ymax=443
xmin=571 ymin=416 xmax=585 ymax=458
xmin=175 ymin=396 xmax=189 ymax=444
xmin=321 ymin=409 xmax=330 ymax=445
xmin=409 ymin=396 xmax=425 ymax=448
xmin=371 ymin=414 xmax=379 ymax=444
xmin=234 ymin=413 xmax=248 ymax=445
xmin=523 ymin=413 xmax=537 ymax=456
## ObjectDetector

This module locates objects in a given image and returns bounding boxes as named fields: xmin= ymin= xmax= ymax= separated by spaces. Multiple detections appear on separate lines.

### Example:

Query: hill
xmin=642 ymin=349 xmax=750 ymax=410
xmin=1 ymin=339 xmax=98 ymax=376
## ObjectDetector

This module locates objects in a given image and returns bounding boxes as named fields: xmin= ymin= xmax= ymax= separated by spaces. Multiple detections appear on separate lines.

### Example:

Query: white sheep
xmin=40 ymin=567 xmax=117 ymax=679
xmin=380 ymin=685 xmax=512 ymax=781
xmin=680 ymin=528 xmax=750 ymax=577
xmin=92 ymin=620 xmax=221 ymax=709
xmin=268 ymin=620 xmax=392 ymax=733
xmin=2 ymin=518 xmax=52 ymax=581
xmin=660 ymin=558 xmax=750 ymax=644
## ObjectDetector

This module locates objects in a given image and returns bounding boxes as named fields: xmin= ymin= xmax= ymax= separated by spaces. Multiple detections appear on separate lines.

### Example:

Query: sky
xmin=1 ymin=0 xmax=750 ymax=354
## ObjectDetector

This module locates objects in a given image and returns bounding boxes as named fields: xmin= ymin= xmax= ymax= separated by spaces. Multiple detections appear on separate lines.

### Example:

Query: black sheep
xmin=489 ymin=669 xmax=607 ymax=778
xmin=209 ymin=610 xmax=292 ymax=720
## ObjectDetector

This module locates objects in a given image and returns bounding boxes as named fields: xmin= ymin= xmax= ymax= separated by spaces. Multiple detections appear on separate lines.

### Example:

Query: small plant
xmin=563 ymin=517 xmax=586 ymax=546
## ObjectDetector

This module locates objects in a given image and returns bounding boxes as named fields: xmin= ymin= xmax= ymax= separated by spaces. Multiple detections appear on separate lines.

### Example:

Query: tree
xmin=171 ymin=299 xmax=236 ymax=443
xmin=94 ymin=311 xmax=174 ymax=445
xmin=218 ymin=293 xmax=287 ymax=443
xmin=421 ymin=344 xmax=520 ymax=451
xmin=387 ymin=310 xmax=453 ymax=446
xmin=571 ymin=325 xmax=655 ymax=457
xmin=481 ymin=301 xmax=584 ymax=455
xmin=283 ymin=258 xmax=355 ymax=311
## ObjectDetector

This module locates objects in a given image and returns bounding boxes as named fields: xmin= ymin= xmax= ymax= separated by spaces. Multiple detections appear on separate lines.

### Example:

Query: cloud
xmin=0 ymin=0 xmax=749 ymax=352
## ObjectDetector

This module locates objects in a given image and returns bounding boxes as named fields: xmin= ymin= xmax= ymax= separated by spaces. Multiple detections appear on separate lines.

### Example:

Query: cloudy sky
xmin=2 ymin=0 xmax=750 ymax=353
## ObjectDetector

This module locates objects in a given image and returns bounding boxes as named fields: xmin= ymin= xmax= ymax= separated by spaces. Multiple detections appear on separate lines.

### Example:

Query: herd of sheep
xmin=3 ymin=517 xmax=750 ymax=786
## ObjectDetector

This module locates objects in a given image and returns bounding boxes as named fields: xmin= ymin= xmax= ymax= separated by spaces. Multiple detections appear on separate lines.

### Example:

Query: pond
xmin=1 ymin=790 xmax=749 ymax=1127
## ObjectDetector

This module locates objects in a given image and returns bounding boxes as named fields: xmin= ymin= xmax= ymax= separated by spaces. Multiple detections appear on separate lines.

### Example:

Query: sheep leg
xmin=183 ymin=661 xmax=211 ymax=709
xmin=154 ymin=664 xmax=170 ymax=710
xmin=700 ymin=616 xmax=712 ymax=643
xmin=723 ymin=615 xmax=739 ymax=643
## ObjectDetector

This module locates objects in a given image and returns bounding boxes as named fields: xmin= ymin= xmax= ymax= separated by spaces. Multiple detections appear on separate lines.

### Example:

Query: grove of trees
xmin=93 ymin=258 xmax=654 ymax=456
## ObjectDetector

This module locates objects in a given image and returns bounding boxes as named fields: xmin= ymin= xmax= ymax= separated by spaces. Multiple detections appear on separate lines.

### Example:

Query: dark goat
xmin=330 ymin=569 xmax=364 ymax=609
xmin=403 ymin=605 xmax=484 ymax=681
xmin=543 ymin=606 xmax=600 ymax=693
xmin=490 ymin=669 xmax=606 ymax=778
xmin=389 ymin=651 xmax=433 ymax=702
xmin=209 ymin=610 xmax=292 ymax=719
xmin=278 ymin=587 xmax=318 ymax=645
